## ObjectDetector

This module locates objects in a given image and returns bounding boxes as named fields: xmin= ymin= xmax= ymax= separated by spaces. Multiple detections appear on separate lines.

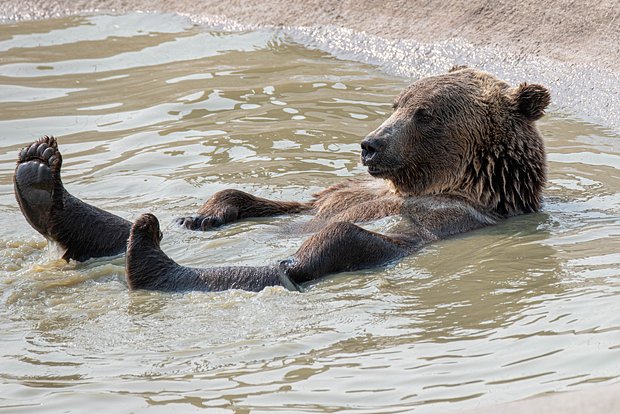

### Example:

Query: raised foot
xmin=130 ymin=213 xmax=164 ymax=250
xmin=13 ymin=136 xmax=63 ymax=237
xmin=14 ymin=136 xmax=132 ymax=262
xmin=126 ymin=213 xmax=173 ymax=290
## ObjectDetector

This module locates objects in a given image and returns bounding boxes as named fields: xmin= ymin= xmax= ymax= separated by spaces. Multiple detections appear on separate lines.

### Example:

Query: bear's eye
xmin=392 ymin=100 xmax=399 ymax=110
xmin=414 ymin=108 xmax=433 ymax=123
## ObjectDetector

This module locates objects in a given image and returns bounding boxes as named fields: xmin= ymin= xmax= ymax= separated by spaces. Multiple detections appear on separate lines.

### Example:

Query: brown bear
xmin=13 ymin=67 xmax=550 ymax=292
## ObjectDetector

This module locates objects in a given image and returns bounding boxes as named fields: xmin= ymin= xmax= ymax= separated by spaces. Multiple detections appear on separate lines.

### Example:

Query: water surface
xmin=0 ymin=13 xmax=619 ymax=413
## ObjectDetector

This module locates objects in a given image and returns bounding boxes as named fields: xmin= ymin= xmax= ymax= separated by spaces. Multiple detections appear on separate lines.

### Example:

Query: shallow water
xmin=0 ymin=13 xmax=619 ymax=413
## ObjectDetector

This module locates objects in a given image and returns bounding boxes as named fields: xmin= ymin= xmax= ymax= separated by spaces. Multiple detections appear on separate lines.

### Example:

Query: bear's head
xmin=361 ymin=67 xmax=550 ymax=217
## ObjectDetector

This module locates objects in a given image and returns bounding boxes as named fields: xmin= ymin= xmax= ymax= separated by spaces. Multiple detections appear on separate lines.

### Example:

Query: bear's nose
xmin=361 ymin=138 xmax=382 ymax=163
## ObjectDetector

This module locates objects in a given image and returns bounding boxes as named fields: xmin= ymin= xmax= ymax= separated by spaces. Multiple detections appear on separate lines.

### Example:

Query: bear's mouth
xmin=367 ymin=165 xmax=388 ymax=177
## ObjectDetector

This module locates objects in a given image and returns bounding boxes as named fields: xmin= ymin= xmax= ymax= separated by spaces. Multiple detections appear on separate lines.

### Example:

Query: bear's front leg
xmin=176 ymin=189 xmax=311 ymax=231
xmin=280 ymin=222 xmax=422 ymax=284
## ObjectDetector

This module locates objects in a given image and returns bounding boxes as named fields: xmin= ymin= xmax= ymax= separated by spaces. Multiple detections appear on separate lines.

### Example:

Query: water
xmin=0 ymin=13 xmax=619 ymax=413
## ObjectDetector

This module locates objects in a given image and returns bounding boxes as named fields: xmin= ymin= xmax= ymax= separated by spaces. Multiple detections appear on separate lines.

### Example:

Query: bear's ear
xmin=449 ymin=65 xmax=468 ymax=73
xmin=509 ymin=83 xmax=551 ymax=121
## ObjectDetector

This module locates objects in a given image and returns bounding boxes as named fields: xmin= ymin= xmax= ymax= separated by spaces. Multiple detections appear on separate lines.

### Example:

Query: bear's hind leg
xmin=14 ymin=136 xmax=131 ymax=261
xmin=280 ymin=222 xmax=421 ymax=284
xmin=126 ymin=213 xmax=295 ymax=292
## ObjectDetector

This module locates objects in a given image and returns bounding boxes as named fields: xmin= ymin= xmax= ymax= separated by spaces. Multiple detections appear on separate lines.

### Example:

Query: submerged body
xmin=13 ymin=67 xmax=550 ymax=292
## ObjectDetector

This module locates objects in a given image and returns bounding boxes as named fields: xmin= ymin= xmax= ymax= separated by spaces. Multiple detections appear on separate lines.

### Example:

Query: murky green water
xmin=0 ymin=13 xmax=619 ymax=413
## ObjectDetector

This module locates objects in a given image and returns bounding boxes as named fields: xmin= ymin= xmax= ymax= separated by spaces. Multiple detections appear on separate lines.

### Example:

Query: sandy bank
xmin=2 ymin=0 xmax=620 ymax=72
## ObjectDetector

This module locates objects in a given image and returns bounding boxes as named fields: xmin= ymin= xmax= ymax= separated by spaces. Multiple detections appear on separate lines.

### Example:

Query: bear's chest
xmin=312 ymin=178 xmax=404 ymax=222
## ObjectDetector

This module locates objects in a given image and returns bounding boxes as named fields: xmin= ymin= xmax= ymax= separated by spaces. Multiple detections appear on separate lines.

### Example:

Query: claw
xmin=183 ymin=218 xmax=194 ymax=229
xmin=199 ymin=216 xmax=224 ymax=230
xmin=174 ymin=214 xmax=226 ymax=231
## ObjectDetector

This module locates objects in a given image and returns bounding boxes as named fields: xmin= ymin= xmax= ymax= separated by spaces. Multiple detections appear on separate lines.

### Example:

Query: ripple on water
xmin=0 ymin=12 xmax=619 ymax=414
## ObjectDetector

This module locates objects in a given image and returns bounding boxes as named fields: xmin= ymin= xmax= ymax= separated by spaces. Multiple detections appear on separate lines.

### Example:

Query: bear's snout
xmin=360 ymin=137 xmax=385 ymax=164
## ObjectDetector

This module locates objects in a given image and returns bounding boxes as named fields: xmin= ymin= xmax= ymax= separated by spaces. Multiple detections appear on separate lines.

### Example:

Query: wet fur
xmin=14 ymin=137 xmax=131 ymax=261
xmin=127 ymin=214 xmax=296 ymax=292
xmin=14 ymin=68 xmax=550 ymax=291
xmin=361 ymin=67 xmax=547 ymax=216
